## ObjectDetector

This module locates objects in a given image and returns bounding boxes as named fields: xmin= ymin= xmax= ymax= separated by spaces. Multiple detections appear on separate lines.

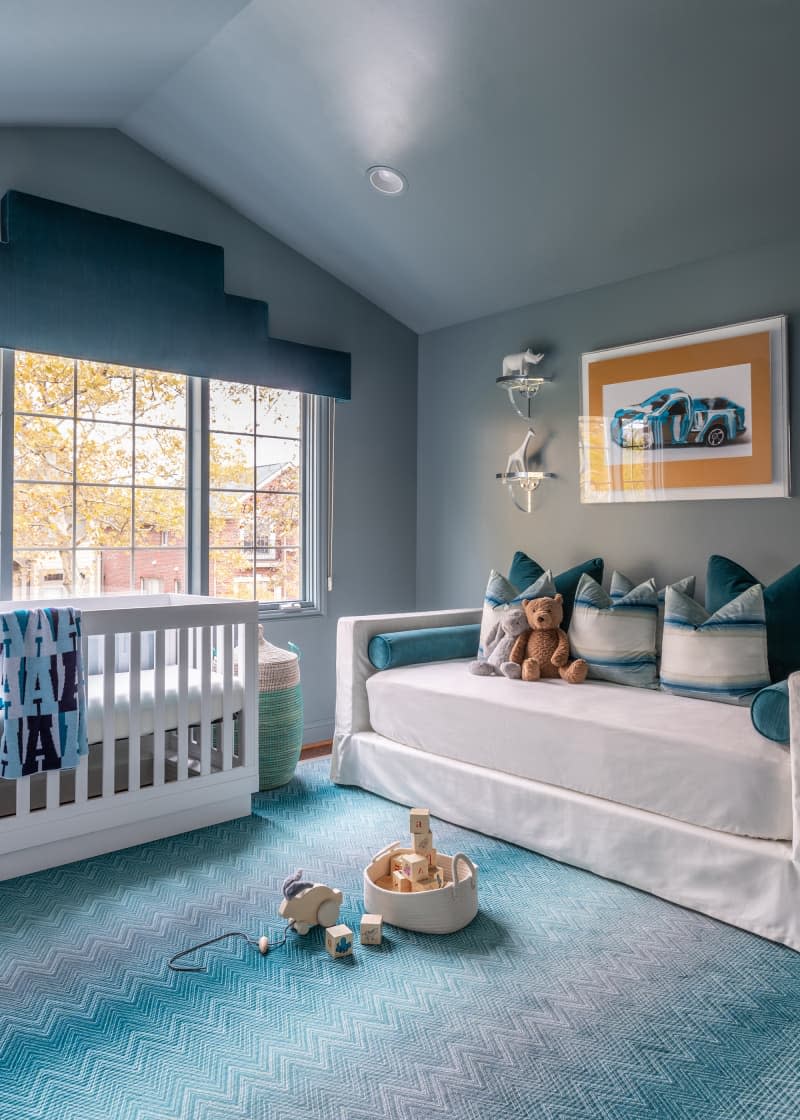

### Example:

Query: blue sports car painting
xmin=610 ymin=388 xmax=746 ymax=449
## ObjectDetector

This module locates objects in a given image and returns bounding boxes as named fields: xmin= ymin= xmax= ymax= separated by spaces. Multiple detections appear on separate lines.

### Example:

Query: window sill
xmin=258 ymin=602 xmax=324 ymax=622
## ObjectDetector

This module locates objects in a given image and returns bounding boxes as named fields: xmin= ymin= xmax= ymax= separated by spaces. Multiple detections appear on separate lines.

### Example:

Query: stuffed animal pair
xmin=470 ymin=594 xmax=587 ymax=684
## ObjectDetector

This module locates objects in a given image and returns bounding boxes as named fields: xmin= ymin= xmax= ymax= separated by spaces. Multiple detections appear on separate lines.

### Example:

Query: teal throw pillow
xmin=508 ymin=553 xmax=603 ymax=628
xmin=750 ymin=680 xmax=790 ymax=745
xmin=706 ymin=555 xmax=800 ymax=682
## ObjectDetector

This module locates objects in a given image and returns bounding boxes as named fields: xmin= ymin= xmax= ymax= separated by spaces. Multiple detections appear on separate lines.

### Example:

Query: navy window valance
xmin=0 ymin=191 xmax=350 ymax=400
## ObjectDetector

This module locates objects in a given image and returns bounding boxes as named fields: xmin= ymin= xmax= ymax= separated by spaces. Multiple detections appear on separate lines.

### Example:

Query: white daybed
xmin=332 ymin=608 xmax=800 ymax=952
xmin=0 ymin=594 xmax=259 ymax=879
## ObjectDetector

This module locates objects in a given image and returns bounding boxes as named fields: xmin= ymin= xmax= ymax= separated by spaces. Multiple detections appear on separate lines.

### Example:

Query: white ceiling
xmin=2 ymin=0 xmax=799 ymax=332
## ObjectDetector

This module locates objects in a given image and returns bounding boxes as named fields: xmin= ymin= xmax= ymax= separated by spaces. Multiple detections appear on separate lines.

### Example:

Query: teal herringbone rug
xmin=2 ymin=761 xmax=799 ymax=1120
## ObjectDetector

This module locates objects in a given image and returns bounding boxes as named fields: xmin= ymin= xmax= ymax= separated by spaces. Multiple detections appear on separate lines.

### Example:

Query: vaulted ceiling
xmin=2 ymin=0 xmax=799 ymax=332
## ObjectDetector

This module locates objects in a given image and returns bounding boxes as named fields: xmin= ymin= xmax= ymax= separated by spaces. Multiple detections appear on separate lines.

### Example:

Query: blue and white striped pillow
xmin=660 ymin=583 xmax=770 ymax=704
xmin=610 ymin=571 xmax=696 ymax=656
xmin=479 ymin=569 xmax=555 ymax=655
xmin=568 ymin=572 xmax=659 ymax=688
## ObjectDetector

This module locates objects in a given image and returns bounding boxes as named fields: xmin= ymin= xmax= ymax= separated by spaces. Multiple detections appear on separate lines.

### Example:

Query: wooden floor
xmin=300 ymin=740 xmax=332 ymax=760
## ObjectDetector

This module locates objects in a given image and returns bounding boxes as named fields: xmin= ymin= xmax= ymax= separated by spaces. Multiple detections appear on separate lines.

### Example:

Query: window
xmin=1 ymin=350 xmax=326 ymax=614
xmin=208 ymin=382 xmax=303 ymax=603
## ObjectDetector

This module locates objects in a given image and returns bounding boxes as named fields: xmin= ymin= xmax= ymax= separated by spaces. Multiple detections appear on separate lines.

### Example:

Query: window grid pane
xmin=11 ymin=354 xmax=188 ymax=598
xmin=208 ymin=380 xmax=304 ymax=605
xmin=9 ymin=354 xmax=309 ymax=606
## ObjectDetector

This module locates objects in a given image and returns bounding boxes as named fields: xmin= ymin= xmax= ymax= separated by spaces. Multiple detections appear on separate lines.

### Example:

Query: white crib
xmin=0 ymin=594 xmax=259 ymax=879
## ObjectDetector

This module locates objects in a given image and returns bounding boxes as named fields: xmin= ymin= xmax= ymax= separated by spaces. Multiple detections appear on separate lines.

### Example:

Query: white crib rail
xmin=0 ymin=594 xmax=259 ymax=877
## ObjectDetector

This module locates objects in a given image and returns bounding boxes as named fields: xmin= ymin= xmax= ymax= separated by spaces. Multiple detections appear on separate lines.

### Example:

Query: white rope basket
xmin=363 ymin=842 xmax=479 ymax=934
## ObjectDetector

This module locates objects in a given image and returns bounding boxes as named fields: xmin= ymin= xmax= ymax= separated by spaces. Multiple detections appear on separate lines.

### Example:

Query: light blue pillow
xmin=660 ymin=584 xmax=771 ymax=704
xmin=610 ymin=571 xmax=696 ymax=656
xmin=568 ymin=572 xmax=659 ymax=688
xmin=479 ymin=569 xmax=555 ymax=655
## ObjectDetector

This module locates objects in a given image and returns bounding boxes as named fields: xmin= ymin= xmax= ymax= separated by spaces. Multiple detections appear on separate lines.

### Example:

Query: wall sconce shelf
xmin=495 ymin=470 xmax=555 ymax=514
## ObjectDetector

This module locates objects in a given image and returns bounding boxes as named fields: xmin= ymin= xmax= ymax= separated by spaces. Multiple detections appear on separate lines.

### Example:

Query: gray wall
xmin=418 ymin=239 xmax=800 ymax=609
xmin=0 ymin=127 xmax=419 ymax=741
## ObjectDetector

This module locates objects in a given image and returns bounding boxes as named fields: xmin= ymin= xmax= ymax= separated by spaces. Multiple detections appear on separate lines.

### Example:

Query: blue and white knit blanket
xmin=0 ymin=607 xmax=88 ymax=780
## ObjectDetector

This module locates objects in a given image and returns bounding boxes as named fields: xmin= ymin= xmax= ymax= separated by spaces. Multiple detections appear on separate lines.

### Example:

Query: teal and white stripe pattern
xmin=4 ymin=758 xmax=800 ymax=1120
xmin=479 ymin=568 xmax=555 ymax=655
xmin=610 ymin=571 xmax=696 ymax=656
xmin=568 ymin=572 xmax=659 ymax=687
xmin=660 ymin=583 xmax=771 ymax=704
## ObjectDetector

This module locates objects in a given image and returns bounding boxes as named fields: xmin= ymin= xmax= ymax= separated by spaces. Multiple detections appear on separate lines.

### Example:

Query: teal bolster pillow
xmin=368 ymin=624 xmax=480 ymax=671
xmin=750 ymin=680 xmax=790 ymax=745
xmin=508 ymin=553 xmax=604 ymax=628
xmin=706 ymin=555 xmax=800 ymax=682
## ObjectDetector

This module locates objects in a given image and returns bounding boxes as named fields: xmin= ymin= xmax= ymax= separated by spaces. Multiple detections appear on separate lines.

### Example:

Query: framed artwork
xmin=579 ymin=315 xmax=789 ymax=503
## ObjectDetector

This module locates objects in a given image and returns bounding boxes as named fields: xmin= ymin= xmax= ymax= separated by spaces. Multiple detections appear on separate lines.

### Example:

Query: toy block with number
xmin=393 ymin=870 xmax=412 ymax=892
xmin=325 ymin=924 xmax=353 ymax=958
xmin=412 ymin=830 xmax=434 ymax=856
xmin=410 ymin=808 xmax=430 ymax=834
xmin=360 ymin=914 xmax=383 ymax=945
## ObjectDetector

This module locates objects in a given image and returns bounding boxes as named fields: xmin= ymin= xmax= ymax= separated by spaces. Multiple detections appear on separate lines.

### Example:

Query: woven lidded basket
xmin=251 ymin=628 xmax=303 ymax=791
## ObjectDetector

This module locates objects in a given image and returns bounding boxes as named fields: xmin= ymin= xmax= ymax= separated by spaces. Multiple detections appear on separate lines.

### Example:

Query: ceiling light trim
xmin=367 ymin=165 xmax=407 ymax=196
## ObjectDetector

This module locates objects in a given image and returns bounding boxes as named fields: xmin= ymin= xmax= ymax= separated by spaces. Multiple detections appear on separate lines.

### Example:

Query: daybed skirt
xmin=332 ymin=731 xmax=800 ymax=953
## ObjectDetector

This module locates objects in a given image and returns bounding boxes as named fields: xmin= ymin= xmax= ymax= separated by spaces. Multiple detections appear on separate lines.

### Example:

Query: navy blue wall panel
xmin=0 ymin=191 xmax=350 ymax=398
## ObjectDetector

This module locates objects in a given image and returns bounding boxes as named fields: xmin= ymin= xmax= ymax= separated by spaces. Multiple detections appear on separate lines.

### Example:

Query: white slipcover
xmin=332 ymin=608 xmax=800 ymax=952
xmin=366 ymin=662 xmax=790 ymax=840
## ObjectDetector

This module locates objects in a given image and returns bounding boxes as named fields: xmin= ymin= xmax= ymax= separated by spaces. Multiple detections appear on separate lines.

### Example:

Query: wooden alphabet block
xmin=426 ymin=848 xmax=438 ymax=869
xmin=393 ymin=870 xmax=412 ymax=892
xmin=411 ymin=866 xmax=445 ymax=892
xmin=410 ymin=808 xmax=430 ymax=834
xmin=325 ymin=924 xmax=353 ymax=958
xmin=393 ymin=852 xmax=428 ymax=883
xmin=360 ymin=914 xmax=383 ymax=945
xmin=412 ymin=830 xmax=433 ymax=855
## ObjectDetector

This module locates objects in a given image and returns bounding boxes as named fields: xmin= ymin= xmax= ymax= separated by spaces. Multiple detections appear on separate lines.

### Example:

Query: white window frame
xmin=0 ymin=351 xmax=329 ymax=617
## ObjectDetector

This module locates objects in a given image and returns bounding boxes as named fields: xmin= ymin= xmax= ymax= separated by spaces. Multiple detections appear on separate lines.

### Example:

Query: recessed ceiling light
xmin=367 ymin=165 xmax=407 ymax=195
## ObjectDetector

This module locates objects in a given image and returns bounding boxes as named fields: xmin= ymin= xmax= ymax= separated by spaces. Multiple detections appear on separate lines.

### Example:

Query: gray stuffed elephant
xmin=470 ymin=607 xmax=529 ymax=678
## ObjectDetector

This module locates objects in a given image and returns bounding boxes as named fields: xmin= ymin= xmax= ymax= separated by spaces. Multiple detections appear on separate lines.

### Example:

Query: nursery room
xmin=1 ymin=2 xmax=799 ymax=1118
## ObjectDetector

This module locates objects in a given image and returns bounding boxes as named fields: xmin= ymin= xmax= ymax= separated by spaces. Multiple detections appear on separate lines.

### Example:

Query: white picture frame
xmin=579 ymin=315 xmax=789 ymax=503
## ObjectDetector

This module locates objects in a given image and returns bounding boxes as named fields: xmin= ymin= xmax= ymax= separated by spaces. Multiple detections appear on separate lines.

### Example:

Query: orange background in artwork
xmin=587 ymin=331 xmax=773 ymax=490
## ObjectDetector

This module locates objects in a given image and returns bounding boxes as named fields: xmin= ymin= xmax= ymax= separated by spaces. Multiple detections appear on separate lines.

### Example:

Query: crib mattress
xmin=86 ymin=667 xmax=245 ymax=746
xmin=366 ymin=661 xmax=791 ymax=840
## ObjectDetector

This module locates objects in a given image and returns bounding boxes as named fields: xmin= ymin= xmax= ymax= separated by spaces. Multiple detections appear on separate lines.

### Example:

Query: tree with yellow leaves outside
xmin=11 ymin=351 xmax=302 ymax=601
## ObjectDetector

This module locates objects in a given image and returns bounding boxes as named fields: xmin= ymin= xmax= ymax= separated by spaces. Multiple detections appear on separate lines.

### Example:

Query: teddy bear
xmin=509 ymin=594 xmax=588 ymax=683
xmin=469 ymin=606 xmax=529 ymax=678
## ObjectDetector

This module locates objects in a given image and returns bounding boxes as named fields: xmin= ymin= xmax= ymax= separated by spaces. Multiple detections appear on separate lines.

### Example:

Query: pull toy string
xmin=168 ymin=923 xmax=295 ymax=973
